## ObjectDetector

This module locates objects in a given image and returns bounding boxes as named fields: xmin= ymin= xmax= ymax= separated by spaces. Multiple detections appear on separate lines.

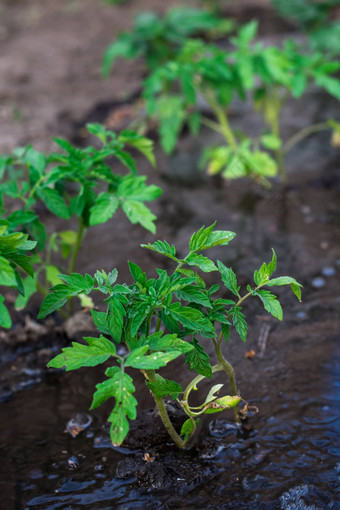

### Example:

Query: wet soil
xmin=0 ymin=1 xmax=340 ymax=509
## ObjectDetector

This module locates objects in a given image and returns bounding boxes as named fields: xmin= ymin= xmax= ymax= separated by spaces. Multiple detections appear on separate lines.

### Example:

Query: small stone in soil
xmin=321 ymin=266 xmax=336 ymax=277
xmin=67 ymin=456 xmax=79 ymax=469
xmin=65 ymin=413 xmax=92 ymax=437
xmin=296 ymin=311 xmax=307 ymax=319
xmin=116 ymin=457 xmax=141 ymax=479
xmin=311 ymin=277 xmax=326 ymax=289
xmin=137 ymin=461 xmax=169 ymax=490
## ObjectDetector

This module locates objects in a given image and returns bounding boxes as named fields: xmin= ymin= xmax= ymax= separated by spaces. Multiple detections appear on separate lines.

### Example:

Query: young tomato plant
xmin=102 ymin=6 xmax=235 ymax=77
xmin=39 ymin=224 xmax=302 ymax=448
xmin=0 ymin=124 xmax=161 ymax=313
xmin=143 ymin=22 xmax=340 ymax=184
xmin=272 ymin=0 xmax=340 ymax=56
xmin=0 ymin=220 xmax=36 ymax=328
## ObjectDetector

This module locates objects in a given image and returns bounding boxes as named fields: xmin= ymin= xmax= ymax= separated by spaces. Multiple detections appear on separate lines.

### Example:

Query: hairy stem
xmin=213 ymin=336 xmax=240 ymax=423
xmin=145 ymin=369 xmax=186 ymax=449
xmin=67 ymin=218 xmax=86 ymax=316
xmin=201 ymin=116 xmax=225 ymax=135
xmin=208 ymin=97 xmax=238 ymax=150
xmin=183 ymin=363 xmax=224 ymax=403
xmin=283 ymin=122 xmax=329 ymax=155
xmin=270 ymin=104 xmax=286 ymax=184
xmin=36 ymin=279 xmax=48 ymax=297
xmin=68 ymin=218 xmax=86 ymax=275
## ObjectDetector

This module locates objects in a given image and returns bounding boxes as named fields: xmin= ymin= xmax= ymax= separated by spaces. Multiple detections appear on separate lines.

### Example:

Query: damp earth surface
xmin=0 ymin=1 xmax=339 ymax=509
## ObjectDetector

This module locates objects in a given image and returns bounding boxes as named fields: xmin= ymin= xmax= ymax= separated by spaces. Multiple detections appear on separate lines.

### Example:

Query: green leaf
xmin=231 ymin=307 xmax=247 ymax=341
xmin=122 ymin=200 xmax=157 ymax=234
xmin=45 ymin=265 xmax=62 ymax=287
xmin=0 ymin=221 xmax=9 ymax=236
xmin=180 ymin=418 xmax=195 ymax=442
xmin=254 ymin=260 xmax=271 ymax=286
xmin=125 ymin=345 xmax=182 ymax=369
xmin=314 ymin=73 xmax=340 ymax=101
xmin=108 ymin=296 xmax=125 ymax=343
xmin=0 ymin=296 xmax=11 ymax=329
xmin=175 ymin=285 xmax=212 ymax=308
xmin=38 ymin=188 xmax=70 ymax=219
xmin=261 ymin=134 xmax=282 ymax=150
xmin=217 ymin=261 xmax=240 ymax=297
xmin=115 ymin=149 xmax=138 ymax=173
xmin=118 ymin=130 xmax=156 ymax=167
xmin=108 ymin=407 xmax=130 ymax=447
xmin=255 ymin=289 xmax=283 ymax=321
xmin=145 ymin=332 xmax=194 ymax=354
xmin=221 ymin=323 xmax=230 ymax=342
xmin=267 ymin=249 xmax=277 ymax=276
xmin=237 ymin=20 xmax=258 ymax=46
xmin=186 ymin=253 xmax=217 ymax=273
xmin=291 ymin=282 xmax=302 ymax=302
xmin=102 ymin=36 xmax=138 ymax=78
xmin=266 ymin=276 xmax=301 ymax=287
xmin=167 ymin=302 xmax=215 ymax=337
xmin=118 ymin=175 xmax=162 ymax=202
xmin=15 ymin=275 xmax=37 ymax=310
xmin=91 ymin=310 xmax=111 ymax=335
xmin=189 ymin=223 xmax=216 ymax=253
xmin=90 ymin=366 xmax=136 ymax=413
xmin=10 ymin=253 xmax=35 ymax=278
xmin=89 ymin=193 xmax=119 ymax=226
xmin=24 ymin=147 xmax=46 ymax=175
xmin=130 ymin=304 xmax=150 ymax=337
xmin=147 ymin=375 xmax=183 ymax=399
xmin=0 ymin=256 xmax=17 ymax=287
xmin=141 ymin=240 xmax=178 ymax=262
xmin=189 ymin=224 xmax=235 ymax=252
xmin=57 ymin=273 xmax=94 ymax=293
xmin=128 ymin=261 xmax=146 ymax=285
xmin=157 ymin=95 xmax=185 ymax=154
xmin=204 ymin=395 xmax=241 ymax=414
xmin=202 ymin=383 xmax=224 ymax=406
xmin=38 ymin=286 xmax=72 ymax=318
xmin=185 ymin=339 xmax=212 ymax=377
xmin=91 ymin=366 xmax=137 ymax=447
xmin=47 ymin=335 xmax=116 ymax=371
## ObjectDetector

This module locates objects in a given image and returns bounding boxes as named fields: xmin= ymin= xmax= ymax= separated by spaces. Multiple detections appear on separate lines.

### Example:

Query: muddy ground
xmin=0 ymin=1 xmax=340 ymax=509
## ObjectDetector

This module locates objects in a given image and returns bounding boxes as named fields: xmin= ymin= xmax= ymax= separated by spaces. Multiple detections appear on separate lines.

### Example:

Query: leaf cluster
xmin=143 ymin=22 xmax=340 ymax=157
xmin=40 ymin=224 xmax=302 ymax=446
xmin=102 ymin=7 xmax=235 ymax=77
xmin=0 ymin=124 xmax=161 ymax=310
xmin=272 ymin=0 xmax=340 ymax=56
xmin=0 ymin=220 xmax=36 ymax=328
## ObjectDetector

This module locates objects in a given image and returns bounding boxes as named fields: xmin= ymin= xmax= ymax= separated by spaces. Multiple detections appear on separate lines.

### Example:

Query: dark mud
xmin=1 ymin=0 xmax=340 ymax=508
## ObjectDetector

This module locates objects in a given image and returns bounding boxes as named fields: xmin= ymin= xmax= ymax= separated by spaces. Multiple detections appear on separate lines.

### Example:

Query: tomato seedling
xmin=102 ymin=6 xmax=235 ymax=77
xmin=0 ymin=124 xmax=161 ymax=315
xmin=143 ymin=21 xmax=340 ymax=184
xmin=39 ymin=224 xmax=302 ymax=448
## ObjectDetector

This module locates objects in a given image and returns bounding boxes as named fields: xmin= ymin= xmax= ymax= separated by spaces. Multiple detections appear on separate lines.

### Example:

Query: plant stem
xmin=283 ymin=122 xmax=329 ymax=155
xmin=183 ymin=363 xmax=224 ymax=403
xmin=213 ymin=335 xmax=240 ymax=423
xmin=68 ymin=218 xmax=85 ymax=274
xmin=207 ymin=96 xmax=238 ymax=150
xmin=201 ymin=116 xmax=225 ymax=135
xmin=67 ymin=218 xmax=86 ymax=316
xmin=36 ymin=280 xmax=47 ymax=297
xmin=270 ymin=103 xmax=286 ymax=184
xmin=145 ymin=369 xmax=186 ymax=449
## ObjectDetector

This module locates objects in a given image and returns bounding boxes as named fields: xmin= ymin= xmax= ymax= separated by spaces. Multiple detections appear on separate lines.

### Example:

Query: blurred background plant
xmin=0 ymin=124 xmax=161 ymax=317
